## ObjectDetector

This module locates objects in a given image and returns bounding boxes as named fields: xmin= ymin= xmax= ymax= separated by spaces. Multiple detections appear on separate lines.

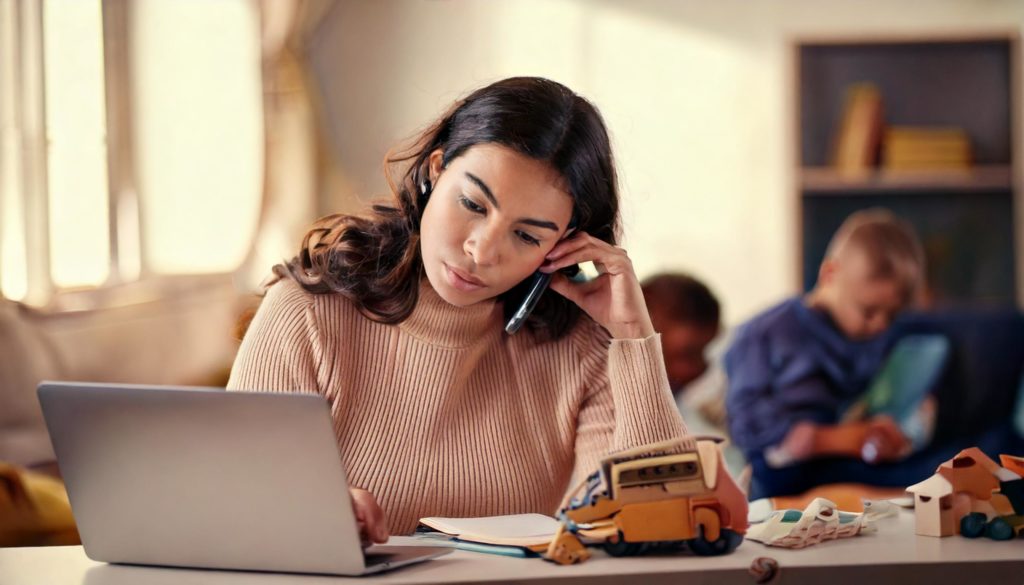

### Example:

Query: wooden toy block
xmin=908 ymin=448 xmax=1024 ymax=540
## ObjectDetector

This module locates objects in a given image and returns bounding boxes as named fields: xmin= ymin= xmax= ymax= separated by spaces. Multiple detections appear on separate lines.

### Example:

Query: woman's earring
xmin=417 ymin=178 xmax=432 ymax=211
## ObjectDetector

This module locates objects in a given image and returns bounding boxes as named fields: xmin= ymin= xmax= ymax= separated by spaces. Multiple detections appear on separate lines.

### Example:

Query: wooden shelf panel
xmin=801 ymin=165 xmax=1012 ymax=195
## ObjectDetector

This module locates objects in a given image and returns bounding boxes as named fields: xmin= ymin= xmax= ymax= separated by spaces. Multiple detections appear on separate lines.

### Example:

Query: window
xmin=131 ymin=0 xmax=263 ymax=275
xmin=44 ymin=0 xmax=111 ymax=289
xmin=0 ymin=0 xmax=263 ymax=306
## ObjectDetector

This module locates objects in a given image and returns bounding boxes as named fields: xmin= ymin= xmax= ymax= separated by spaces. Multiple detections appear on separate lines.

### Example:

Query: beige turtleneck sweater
xmin=227 ymin=277 xmax=687 ymax=534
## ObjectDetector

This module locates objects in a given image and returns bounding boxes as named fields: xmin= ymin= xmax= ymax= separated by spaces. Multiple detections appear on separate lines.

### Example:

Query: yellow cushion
xmin=0 ymin=462 xmax=79 ymax=546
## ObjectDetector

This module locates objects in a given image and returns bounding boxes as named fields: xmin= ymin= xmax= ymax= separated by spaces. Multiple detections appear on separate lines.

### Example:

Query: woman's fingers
xmin=349 ymin=487 xmax=389 ymax=545
xmin=542 ymin=232 xmax=653 ymax=339
xmin=546 ymin=233 xmax=622 ymax=261
xmin=541 ymin=243 xmax=629 ymax=274
xmin=351 ymin=493 xmax=373 ymax=547
xmin=353 ymin=503 xmax=372 ymax=548
xmin=546 ymin=273 xmax=580 ymax=304
xmin=356 ymin=521 xmax=372 ymax=549
xmin=545 ymin=232 xmax=594 ymax=261
xmin=548 ymin=272 xmax=607 ymax=304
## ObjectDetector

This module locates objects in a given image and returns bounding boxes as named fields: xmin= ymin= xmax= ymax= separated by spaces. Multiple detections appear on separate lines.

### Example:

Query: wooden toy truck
xmin=545 ymin=437 xmax=748 ymax=565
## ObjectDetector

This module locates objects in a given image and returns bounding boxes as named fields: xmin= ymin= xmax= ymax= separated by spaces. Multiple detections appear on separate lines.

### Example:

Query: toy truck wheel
xmin=960 ymin=512 xmax=987 ymax=538
xmin=984 ymin=517 xmax=1014 ymax=541
xmin=688 ymin=527 xmax=743 ymax=556
xmin=648 ymin=540 xmax=687 ymax=553
xmin=603 ymin=531 xmax=645 ymax=557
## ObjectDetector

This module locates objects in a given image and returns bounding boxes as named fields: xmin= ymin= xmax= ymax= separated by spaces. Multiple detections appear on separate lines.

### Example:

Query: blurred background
xmin=1 ymin=0 xmax=1022 ymax=467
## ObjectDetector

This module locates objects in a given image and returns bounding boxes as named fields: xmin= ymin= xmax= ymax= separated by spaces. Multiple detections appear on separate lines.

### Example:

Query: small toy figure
xmin=745 ymin=497 xmax=875 ymax=548
xmin=544 ymin=436 xmax=747 ymax=565
xmin=906 ymin=448 xmax=1024 ymax=540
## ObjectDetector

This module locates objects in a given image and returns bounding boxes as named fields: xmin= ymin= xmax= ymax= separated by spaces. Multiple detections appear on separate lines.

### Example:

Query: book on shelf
xmin=832 ymin=83 xmax=884 ymax=174
xmin=882 ymin=126 xmax=972 ymax=170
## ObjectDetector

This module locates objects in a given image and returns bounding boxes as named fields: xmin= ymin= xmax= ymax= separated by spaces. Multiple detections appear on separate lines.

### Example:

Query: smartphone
xmin=505 ymin=216 xmax=579 ymax=335
xmin=504 ymin=266 xmax=581 ymax=334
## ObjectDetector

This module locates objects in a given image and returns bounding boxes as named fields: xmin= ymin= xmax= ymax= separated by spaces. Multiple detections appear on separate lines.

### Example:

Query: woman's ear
xmin=428 ymin=149 xmax=445 ymax=184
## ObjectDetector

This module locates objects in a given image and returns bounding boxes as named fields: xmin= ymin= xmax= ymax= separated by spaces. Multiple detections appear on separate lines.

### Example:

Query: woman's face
xmin=419 ymin=143 xmax=575 ymax=306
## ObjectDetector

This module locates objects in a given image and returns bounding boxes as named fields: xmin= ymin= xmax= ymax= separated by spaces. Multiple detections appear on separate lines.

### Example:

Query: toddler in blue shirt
xmin=725 ymin=209 xmax=929 ymax=496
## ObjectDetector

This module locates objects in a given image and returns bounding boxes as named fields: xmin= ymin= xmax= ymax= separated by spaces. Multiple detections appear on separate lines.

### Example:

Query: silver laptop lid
xmin=38 ymin=382 xmax=368 ymax=575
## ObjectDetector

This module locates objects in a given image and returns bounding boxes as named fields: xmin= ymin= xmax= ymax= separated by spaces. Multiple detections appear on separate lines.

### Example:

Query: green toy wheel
xmin=984 ymin=517 xmax=1014 ymax=541
xmin=960 ymin=512 xmax=987 ymax=538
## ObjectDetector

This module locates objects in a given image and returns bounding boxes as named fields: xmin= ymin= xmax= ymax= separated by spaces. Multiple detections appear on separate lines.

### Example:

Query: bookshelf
xmin=801 ymin=165 xmax=1012 ymax=195
xmin=795 ymin=35 xmax=1020 ymax=307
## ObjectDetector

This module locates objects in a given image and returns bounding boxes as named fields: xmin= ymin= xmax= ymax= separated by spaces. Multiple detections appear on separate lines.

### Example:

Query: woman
xmin=228 ymin=77 xmax=688 ymax=544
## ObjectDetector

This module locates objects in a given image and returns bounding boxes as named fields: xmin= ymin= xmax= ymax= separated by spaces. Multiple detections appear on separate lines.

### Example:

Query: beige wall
xmin=310 ymin=0 xmax=1024 ymax=325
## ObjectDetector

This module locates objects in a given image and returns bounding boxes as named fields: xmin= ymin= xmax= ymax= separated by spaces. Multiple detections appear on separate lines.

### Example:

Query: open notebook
xmin=417 ymin=513 xmax=560 ymax=552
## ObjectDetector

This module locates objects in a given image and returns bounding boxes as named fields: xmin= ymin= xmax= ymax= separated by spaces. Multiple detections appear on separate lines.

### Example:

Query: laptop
xmin=37 ymin=381 xmax=450 ymax=576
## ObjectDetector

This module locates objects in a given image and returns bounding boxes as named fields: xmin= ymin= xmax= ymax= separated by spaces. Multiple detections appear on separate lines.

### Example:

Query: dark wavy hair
xmin=640 ymin=273 xmax=720 ymax=329
xmin=273 ymin=77 xmax=620 ymax=340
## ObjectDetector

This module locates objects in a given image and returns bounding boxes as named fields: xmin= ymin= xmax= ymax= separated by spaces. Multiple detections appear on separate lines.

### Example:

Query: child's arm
xmin=725 ymin=329 xmax=910 ymax=467
xmin=724 ymin=331 xmax=824 ymax=455
xmin=770 ymin=417 xmax=909 ymax=466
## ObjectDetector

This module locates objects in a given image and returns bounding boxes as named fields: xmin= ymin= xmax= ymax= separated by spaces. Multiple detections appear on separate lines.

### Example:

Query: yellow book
xmin=833 ymin=83 xmax=884 ymax=173
xmin=885 ymin=127 xmax=968 ymax=143
xmin=886 ymin=142 xmax=971 ymax=157
xmin=883 ymin=126 xmax=972 ymax=169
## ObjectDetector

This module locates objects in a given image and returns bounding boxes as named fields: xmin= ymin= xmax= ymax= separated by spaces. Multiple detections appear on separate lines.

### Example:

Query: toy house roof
xmin=907 ymin=473 xmax=952 ymax=497
xmin=936 ymin=447 xmax=1001 ymax=499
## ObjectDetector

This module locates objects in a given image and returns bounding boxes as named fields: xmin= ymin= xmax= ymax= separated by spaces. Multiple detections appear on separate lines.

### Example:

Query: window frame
xmin=1 ymin=0 xmax=263 ymax=312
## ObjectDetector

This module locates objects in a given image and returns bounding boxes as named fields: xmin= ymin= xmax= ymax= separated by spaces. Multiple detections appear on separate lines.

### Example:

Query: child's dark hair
xmin=640 ymin=273 xmax=720 ymax=329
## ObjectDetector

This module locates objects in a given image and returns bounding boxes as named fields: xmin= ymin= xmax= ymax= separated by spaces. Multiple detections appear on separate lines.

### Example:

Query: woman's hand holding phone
xmin=540 ymin=232 xmax=655 ymax=340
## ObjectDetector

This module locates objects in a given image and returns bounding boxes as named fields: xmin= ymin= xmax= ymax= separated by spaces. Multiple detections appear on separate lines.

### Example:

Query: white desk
xmin=1 ymin=511 xmax=1021 ymax=585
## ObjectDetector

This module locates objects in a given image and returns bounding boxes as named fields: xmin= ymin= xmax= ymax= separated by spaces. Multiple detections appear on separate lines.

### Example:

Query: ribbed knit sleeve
xmin=226 ymin=280 xmax=322 ymax=395
xmin=570 ymin=321 xmax=688 ymax=481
